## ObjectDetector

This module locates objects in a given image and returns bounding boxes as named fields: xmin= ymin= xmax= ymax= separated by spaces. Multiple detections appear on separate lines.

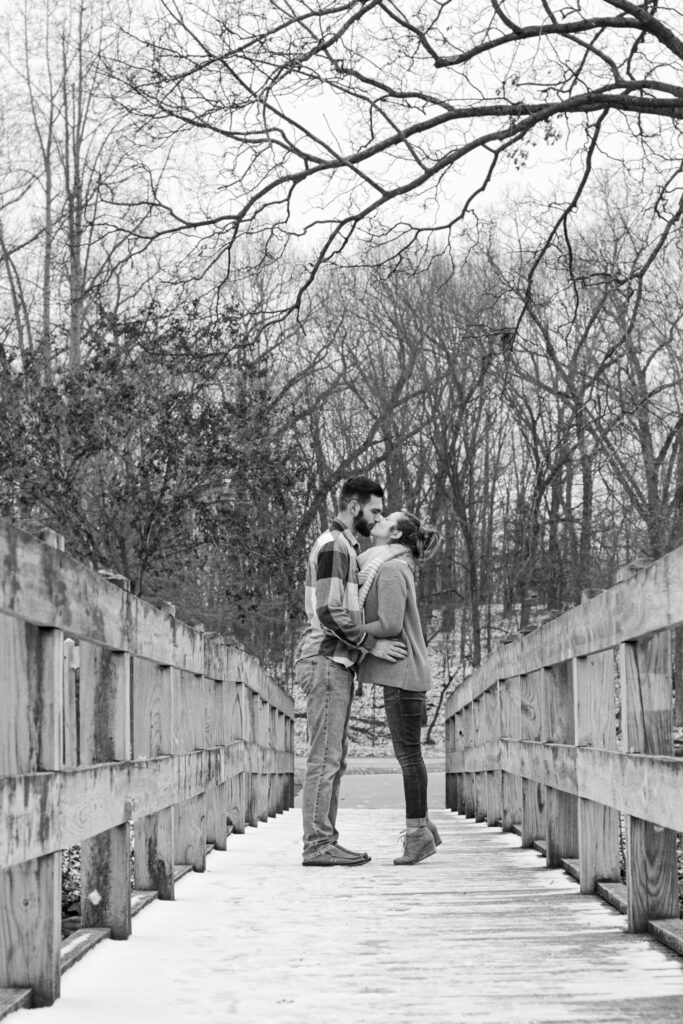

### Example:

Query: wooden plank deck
xmin=11 ymin=808 xmax=683 ymax=1023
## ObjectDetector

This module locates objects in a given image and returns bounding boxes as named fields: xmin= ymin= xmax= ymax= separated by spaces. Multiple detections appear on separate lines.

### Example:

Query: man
xmin=296 ymin=476 xmax=407 ymax=866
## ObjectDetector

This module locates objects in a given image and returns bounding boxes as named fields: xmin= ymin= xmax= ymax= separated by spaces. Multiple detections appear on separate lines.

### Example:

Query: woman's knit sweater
xmin=357 ymin=557 xmax=432 ymax=692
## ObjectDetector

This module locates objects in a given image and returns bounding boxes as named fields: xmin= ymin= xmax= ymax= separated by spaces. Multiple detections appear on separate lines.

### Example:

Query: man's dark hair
xmin=338 ymin=476 xmax=384 ymax=511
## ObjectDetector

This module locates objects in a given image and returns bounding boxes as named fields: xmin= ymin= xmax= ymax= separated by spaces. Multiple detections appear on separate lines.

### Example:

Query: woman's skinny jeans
xmin=383 ymin=686 xmax=428 ymax=819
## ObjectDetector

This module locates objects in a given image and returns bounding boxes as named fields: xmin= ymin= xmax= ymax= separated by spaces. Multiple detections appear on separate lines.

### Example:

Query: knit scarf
xmin=357 ymin=543 xmax=409 ymax=608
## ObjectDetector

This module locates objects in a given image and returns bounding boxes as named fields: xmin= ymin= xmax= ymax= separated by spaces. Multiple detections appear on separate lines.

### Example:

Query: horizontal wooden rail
xmin=445 ymin=545 xmax=683 ymax=960
xmin=0 ymin=519 xmax=295 ymax=1012
xmin=447 ymin=542 xmax=683 ymax=715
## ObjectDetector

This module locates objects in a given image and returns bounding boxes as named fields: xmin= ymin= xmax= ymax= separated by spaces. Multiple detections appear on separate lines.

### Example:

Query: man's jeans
xmin=383 ymin=686 xmax=428 ymax=820
xmin=297 ymin=655 xmax=354 ymax=855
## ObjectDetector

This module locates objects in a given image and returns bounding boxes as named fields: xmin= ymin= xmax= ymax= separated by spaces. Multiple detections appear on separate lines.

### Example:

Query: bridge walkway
xmin=10 ymin=776 xmax=683 ymax=1024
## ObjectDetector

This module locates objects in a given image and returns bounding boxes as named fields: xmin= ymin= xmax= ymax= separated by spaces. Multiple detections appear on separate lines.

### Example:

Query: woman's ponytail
xmin=395 ymin=511 xmax=442 ymax=562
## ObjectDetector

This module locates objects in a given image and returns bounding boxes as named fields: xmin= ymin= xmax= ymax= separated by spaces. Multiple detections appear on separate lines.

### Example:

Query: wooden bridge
xmin=2 ymin=519 xmax=683 ymax=1022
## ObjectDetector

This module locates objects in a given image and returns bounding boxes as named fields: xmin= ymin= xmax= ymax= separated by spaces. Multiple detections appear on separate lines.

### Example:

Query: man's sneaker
xmin=302 ymin=844 xmax=368 ymax=867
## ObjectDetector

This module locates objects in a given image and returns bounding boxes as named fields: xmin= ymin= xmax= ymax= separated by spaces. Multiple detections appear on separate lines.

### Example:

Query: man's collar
xmin=331 ymin=517 xmax=360 ymax=552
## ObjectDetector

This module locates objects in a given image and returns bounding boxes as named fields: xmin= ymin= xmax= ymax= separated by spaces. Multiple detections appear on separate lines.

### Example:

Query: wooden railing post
xmin=454 ymin=710 xmax=466 ymax=815
xmin=462 ymin=705 xmax=475 ymax=818
xmin=257 ymin=694 xmax=270 ymax=823
xmin=445 ymin=709 xmax=458 ymax=811
xmin=573 ymin=652 xmax=620 ymax=894
xmin=520 ymin=669 xmax=546 ymax=847
xmin=131 ymin=600 xmax=176 ymax=900
xmin=132 ymin=661 xmax=176 ymax=899
xmin=0 ymin=517 xmax=295 ymax=1013
xmin=541 ymin=661 xmax=578 ymax=867
xmin=62 ymin=637 xmax=78 ymax=769
xmin=0 ymin=529 xmax=64 ymax=1005
xmin=227 ymin=676 xmax=246 ymax=833
xmin=272 ymin=712 xmax=282 ymax=815
xmin=472 ymin=698 xmax=487 ymax=822
xmin=485 ymin=687 xmax=502 ymax=826
xmin=79 ymin=571 xmax=132 ymax=940
xmin=174 ymin=624 xmax=208 ymax=872
xmin=245 ymin=687 xmax=259 ymax=828
xmin=205 ymin=638 xmax=229 ymax=852
xmin=620 ymin=634 xmax=678 ymax=931
xmin=499 ymin=675 xmax=522 ymax=832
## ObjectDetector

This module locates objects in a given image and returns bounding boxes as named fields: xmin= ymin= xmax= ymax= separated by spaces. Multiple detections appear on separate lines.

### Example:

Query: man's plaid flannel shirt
xmin=295 ymin=519 xmax=378 ymax=669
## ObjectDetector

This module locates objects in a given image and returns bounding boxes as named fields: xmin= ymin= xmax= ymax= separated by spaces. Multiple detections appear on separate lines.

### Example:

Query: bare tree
xmin=117 ymin=0 xmax=683 ymax=310
xmin=0 ymin=0 xmax=157 ymax=375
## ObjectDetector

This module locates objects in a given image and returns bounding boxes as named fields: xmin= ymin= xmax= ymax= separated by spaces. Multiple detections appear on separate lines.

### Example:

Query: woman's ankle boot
xmin=426 ymin=817 xmax=442 ymax=847
xmin=394 ymin=826 xmax=436 ymax=865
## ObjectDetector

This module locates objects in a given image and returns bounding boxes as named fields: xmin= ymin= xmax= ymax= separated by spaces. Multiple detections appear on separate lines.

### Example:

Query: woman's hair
xmin=394 ymin=511 xmax=441 ymax=562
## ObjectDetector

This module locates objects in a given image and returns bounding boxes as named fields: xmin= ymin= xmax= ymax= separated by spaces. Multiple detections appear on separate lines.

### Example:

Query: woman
xmin=357 ymin=510 xmax=441 ymax=865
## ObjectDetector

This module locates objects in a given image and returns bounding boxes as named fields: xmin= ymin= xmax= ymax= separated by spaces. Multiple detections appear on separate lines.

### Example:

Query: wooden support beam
xmin=462 ymin=705 xmax=476 ymax=819
xmin=521 ymin=670 xmax=545 ymax=847
xmin=444 ymin=711 xmax=458 ymax=812
xmin=472 ymin=698 xmax=487 ymax=823
xmin=0 ymin=528 xmax=65 ymax=1006
xmin=573 ymin=651 xmax=620 ymax=895
xmin=174 ymin=665 xmax=207 ymax=871
xmin=485 ymin=687 xmax=502 ymax=826
xmin=621 ymin=634 xmax=678 ymax=932
xmin=79 ymin=639 xmax=132 ymax=940
xmin=542 ymin=661 xmax=578 ymax=868
xmin=500 ymin=675 xmax=522 ymax=832
xmin=132 ymin=656 xmax=175 ymax=899
xmin=226 ymin=682 xmax=246 ymax=832
xmin=206 ymin=673 xmax=229 ymax=850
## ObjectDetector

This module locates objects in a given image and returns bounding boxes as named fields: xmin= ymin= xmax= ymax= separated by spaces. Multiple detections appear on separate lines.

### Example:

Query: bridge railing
xmin=445 ymin=542 xmax=683 ymax=956
xmin=0 ymin=519 xmax=294 ymax=1013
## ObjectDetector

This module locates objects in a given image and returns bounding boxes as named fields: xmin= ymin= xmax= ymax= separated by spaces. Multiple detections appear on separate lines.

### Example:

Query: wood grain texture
xmin=542 ymin=661 xmax=574 ymax=744
xmin=0 ymin=542 xmax=64 ymax=1005
xmin=621 ymin=635 xmax=673 ymax=756
xmin=625 ymin=815 xmax=678 ymax=932
xmin=545 ymin=787 xmax=578 ymax=867
xmin=131 ymin=657 xmax=175 ymax=899
xmin=621 ymin=633 xmax=678 ymax=932
xmin=472 ymin=699 xmax=486 ymax=822
xmin=0 ymin=616 xmax=47 ymax=775
xmin=499 ymin=676 xmax=522 ymax=831
xmin=1 ymin=745 xmax=291 ymax=868
xmin=521 ymin=671 xmax=546 ymax=846
xmin=0 ymin=514 xmax=294 ymax=1013
xmin=581 ymin=798 xmax=622 ymax=897
xmin=131 ymin=658 xmax=172 ymax=759
xmin=0 ymin=520 xmax=176 ymax=663
xmin=206 ymin=780 xmax=229 ymax=848
xmin=174 ymin=794 xmax=207 ymax=871
xmin=133 ymin=808 xmax=174 ymax=900
xmin=62 ymin=640 xmax=78 ymax=769
xmin=79 ymin=643 xmax=130 ymax=764
xmin=175 ymin=669 xmax=205 ymax=754
xmin=571 ymin=651 xmax=620 ymax=893
xmin=79 ymin=637 xmax=132 ymax=940
xmin=81 ymin=824 xmax=131 ymax=940
xmin=0 ymin=988 xmax=32 ymax=1017
xmin=543 ymin=662 xmax=577 ymax=866
xmin=0 ymin=854 xmax=61 ymax=1005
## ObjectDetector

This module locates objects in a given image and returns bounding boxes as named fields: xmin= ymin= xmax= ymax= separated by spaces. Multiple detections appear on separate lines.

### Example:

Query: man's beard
xmin=353 ymin=510 xmax=372 ymax=537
